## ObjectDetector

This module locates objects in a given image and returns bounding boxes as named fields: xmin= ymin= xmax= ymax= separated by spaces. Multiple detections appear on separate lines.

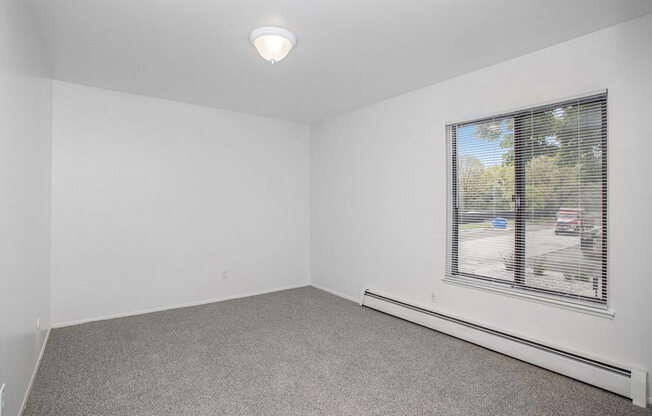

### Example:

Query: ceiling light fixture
xmin=249 ymin=26 xmax=296 ymax=64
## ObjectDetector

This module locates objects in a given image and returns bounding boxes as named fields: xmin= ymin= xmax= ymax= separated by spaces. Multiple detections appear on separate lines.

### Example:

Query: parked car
xmin=581 ymin=227 xmax=603 ymax=258
xmin=554 ymin=208 xmax=593 ymax=235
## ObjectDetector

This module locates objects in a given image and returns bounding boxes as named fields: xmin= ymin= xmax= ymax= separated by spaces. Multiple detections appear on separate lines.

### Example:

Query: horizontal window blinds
xmin=447 ymin=93 xmax=607 ymax=304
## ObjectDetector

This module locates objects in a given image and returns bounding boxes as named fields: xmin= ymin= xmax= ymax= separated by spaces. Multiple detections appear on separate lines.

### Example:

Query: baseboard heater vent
xmin=360 ymin=289 xmax=648 ymax=407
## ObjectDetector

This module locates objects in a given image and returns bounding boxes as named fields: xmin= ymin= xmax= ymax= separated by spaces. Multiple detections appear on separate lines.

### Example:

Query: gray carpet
xmin=25 ymin=286 xmax=650 ymax=415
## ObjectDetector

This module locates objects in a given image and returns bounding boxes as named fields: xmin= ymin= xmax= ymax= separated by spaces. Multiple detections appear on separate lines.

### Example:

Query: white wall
xmin=51 ymin=82 xmax=310 ymax=325
xmin=0 ymin=0 xmax=52 ymax=415
xmin=311 ymin=13 xmax=652 ymax=399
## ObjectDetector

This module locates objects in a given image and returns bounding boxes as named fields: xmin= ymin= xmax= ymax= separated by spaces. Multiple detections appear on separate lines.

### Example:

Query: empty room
xmin=2 ymin=0 xmax=652 ymax=414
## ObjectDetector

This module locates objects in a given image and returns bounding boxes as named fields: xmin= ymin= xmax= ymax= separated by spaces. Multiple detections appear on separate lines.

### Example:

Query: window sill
xmin=443 ymin=275 xmax=615 ymax=319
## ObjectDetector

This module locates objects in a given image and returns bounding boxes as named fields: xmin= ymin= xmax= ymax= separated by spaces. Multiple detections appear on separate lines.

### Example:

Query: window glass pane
xmin=522 ymin=101 xmax=605 ymax=300
xmin=456 ymin=118 xmax=515 ymax=283
xmin=449 ymin=94 xmax=607 ymax=304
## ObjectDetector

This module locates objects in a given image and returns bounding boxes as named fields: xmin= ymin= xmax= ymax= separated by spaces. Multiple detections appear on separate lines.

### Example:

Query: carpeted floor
xmin=25 ymin=286 xmax=650 ymax=415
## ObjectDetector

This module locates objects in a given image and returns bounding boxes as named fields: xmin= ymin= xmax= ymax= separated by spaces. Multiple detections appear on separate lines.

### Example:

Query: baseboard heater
xmin=359 ymin=289 xmax=648 ymax=407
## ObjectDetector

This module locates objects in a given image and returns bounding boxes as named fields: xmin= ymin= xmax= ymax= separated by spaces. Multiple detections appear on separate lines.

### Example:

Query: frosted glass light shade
xmin=250 ymin=27 xmax=296 ymax=64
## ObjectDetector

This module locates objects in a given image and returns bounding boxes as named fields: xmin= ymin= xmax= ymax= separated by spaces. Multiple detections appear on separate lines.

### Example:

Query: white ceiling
xmin=27 ymin=0 xmax=652 ymax=123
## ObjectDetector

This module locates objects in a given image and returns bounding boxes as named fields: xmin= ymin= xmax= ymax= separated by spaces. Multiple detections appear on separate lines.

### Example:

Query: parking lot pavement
xmin=458 ymin=223 xmax=602 ymax=299
xmin=460 ymin=223 xmax=583 ymax=260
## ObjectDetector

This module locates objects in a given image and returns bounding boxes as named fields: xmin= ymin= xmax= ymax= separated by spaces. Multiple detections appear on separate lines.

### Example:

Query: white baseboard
xmin=309 ymin=283 xmax=358 ymax=303
xmin=52 ymin=283 xmax=310 ymax=328
xmin=361 ymin=289 xmax=648 ymax=408
xmin=19 ymin=327 xmax=51 ymax=416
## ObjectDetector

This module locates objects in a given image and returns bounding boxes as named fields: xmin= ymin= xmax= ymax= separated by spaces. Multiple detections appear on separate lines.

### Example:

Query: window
xmin=446 ymin=93 xmax=607 ymax=306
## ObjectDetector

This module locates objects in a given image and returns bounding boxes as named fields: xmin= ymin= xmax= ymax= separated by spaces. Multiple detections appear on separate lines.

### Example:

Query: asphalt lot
xmin=458 ymin=222 xmax=602 ymax=299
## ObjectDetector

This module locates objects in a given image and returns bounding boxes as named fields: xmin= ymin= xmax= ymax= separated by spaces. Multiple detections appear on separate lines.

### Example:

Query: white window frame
xmin=444 ymin=91 xmax=611 ymax=315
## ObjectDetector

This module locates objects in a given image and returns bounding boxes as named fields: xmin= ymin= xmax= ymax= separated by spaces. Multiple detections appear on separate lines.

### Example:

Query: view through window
xmin=448 ymin=93 xmax=607 ymax=304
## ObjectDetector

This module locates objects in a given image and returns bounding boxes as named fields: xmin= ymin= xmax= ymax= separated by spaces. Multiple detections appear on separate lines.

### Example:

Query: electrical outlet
xmin=221 ymin=270 xmax=228 ymax=280
xmin=431 ymin=292 xmax=437 ymax=303
xmin=1 ymin=383 xmax=6 ymax=416
xmin=36 ymin=317 xmax=40 ymax=330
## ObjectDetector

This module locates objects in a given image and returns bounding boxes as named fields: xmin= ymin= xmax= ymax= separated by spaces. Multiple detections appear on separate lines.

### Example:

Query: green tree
xmin=458 ymin=155 xmax=485 ymax=211
xmin=483 ymin=164 xmax=514 ymax=210
xmin=467 ymin=101 xmax=604 ymax=217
